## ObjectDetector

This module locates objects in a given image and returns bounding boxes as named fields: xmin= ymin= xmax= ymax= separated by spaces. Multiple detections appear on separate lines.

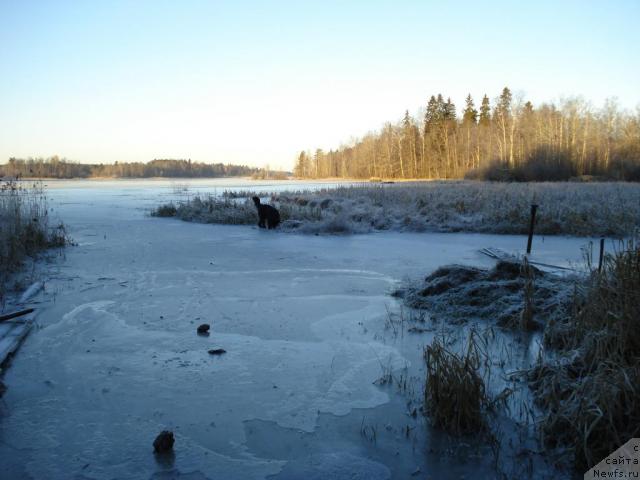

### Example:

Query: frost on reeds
xmin=152 ymin=181 xmax=640 ymax=236
xmin=152 ymin=196 xmax=255 ymax=224
xmin=423 ymin=331 xmax=491 ymax=435
xmin=529 ymin=239 xmax=640 ymax=470
xmin=0 ymin=179 xmax=66 ymax=299
xmin=151 ymin=194 xmax=324 ymax=227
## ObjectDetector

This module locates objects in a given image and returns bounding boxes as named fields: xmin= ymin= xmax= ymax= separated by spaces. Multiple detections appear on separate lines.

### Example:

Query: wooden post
xmin=598 ymin=238 xmax=605 ymax=272
xmin=526 ymin=204 xmax=538 ymax=255
xmin=0 ymin=308 xmax=34 ymax=323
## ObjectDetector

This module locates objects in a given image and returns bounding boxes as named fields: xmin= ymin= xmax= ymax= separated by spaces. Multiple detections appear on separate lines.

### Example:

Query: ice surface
xmin=0 ymin=179 xmax=594 ymax=479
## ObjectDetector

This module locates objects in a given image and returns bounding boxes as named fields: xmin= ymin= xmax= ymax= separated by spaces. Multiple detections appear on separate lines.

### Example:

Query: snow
xmin=18 ymin=281 xmax=44 ymax=304
xmin=0 ymin=179 xmax=596 ymax=479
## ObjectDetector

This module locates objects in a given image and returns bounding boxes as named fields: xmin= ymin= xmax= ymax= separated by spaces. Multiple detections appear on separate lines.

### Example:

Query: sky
xmin=0 ymin=0 xmax=639 ymax=170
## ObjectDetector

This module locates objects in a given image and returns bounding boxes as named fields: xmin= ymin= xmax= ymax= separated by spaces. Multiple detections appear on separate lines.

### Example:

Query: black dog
xmin=252 ymin=196 xmax=280 ymax=229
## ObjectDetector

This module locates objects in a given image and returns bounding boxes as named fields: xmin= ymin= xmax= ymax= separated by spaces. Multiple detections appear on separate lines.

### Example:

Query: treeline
xmin=0 ymin=157 xmax=258 ymax=179
xmin=295 ymin=88 xmax=640 ymax=181
xmin=250 ymin=165 xmax=290 ymax=180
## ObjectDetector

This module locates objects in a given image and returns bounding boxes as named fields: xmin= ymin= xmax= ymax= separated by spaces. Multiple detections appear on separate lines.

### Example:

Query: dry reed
xmin=423 ymin=331 xmax=491 ymax=435
xmin=0 ymin=179 xmax=65 ymax=299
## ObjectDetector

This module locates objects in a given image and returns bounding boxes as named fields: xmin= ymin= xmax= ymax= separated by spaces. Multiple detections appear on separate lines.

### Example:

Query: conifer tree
xmin=496 ymin=87 xmax=513 ymax=117
xmin=479 ymin=95 xmax=491 ymax=127
xmin=402 ymin=110 xmax=412 ymax=130
xmin=424 ymin=96 xmax=439 ymax=133
xmin=444 ymin=97 xmax=457 ymax=121
xmin=436 ymin=94 xmax=446 ymax=122
xmin=462 ymin=94 xmax=478 ymax=125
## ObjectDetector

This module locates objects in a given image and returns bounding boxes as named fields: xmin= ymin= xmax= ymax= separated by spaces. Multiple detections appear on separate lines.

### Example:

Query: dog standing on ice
xmin=252 ymin=196 xmax=280 ymax=229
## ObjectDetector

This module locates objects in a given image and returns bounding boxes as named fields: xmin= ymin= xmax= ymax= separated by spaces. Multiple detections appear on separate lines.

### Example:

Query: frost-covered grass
xmin=151 ymin=196 xmax=323 ymax=225
xmin=152 ymin=181 xmax=640 ymax=236
xmin=530 ymin=239 xmax=640 ymax=470
xmin=0 ymin=179 xmax=66 ymax=300
xmin=396 ymin=241 xmax=640 ymax=472
xmin=397 ymin=260 xmax=574 ymax=330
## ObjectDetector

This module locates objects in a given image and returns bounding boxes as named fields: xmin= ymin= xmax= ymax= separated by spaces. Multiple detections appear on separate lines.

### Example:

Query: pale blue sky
xmin=1 ymin=0 xmax=638 ymax=169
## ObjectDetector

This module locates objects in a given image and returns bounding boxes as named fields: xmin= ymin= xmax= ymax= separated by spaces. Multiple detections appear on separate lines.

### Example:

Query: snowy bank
xmin=152 ymin=181 xmax=640 ymax=236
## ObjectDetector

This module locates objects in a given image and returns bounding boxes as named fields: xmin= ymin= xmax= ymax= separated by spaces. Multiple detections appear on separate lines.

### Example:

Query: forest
xmin=0 ymin=157 xmax=258 ymax=179
xmin=295 ymin=88 xmax=640 ymax=181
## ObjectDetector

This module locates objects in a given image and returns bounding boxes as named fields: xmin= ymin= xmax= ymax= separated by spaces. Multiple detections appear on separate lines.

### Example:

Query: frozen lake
xmin=0 ymin=179 xmax=593 ymax=479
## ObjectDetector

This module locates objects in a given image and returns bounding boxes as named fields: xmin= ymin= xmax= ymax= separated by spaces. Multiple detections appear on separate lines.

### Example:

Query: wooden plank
xmin=479 ymin=247 xmax=574 ymax=272
xmin=0 ymin=308 xmax=34 ymax=323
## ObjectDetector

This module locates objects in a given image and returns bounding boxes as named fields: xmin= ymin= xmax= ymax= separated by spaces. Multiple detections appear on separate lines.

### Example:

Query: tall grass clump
xmin=0 ymin=179 xmax=65 ymax=299
xmin=423 ymin=331 xmax=491 ymax=435
xmin=152 ymin=203 xmax=177 ymax=217
xmin=530 ymin=239 xmax=640 ymax=470
xmin=152 ymin=194 xmax=326 ymax=228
